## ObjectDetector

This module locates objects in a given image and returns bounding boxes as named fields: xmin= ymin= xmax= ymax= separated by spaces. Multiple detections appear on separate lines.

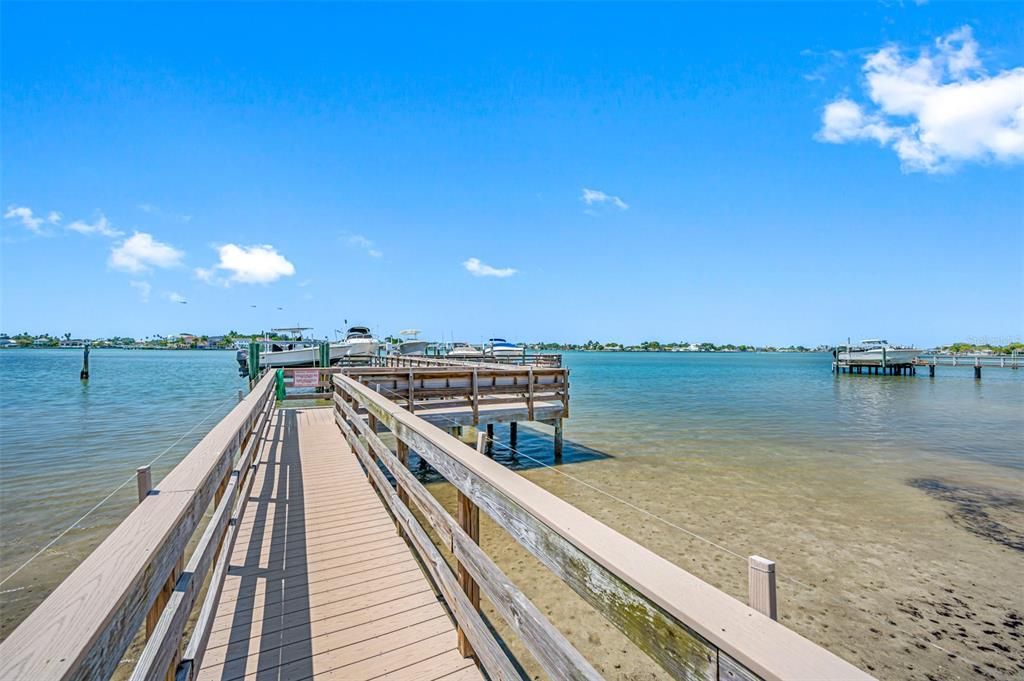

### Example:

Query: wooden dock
xmin=196 ymin=407 xmax=481 ymax=681
xmin=834 ymin=352 xmax=1021 ymax=378
xmin=0 ymin=366 xmax=874 ymax=681
xmin=279 ymin=362 xmax=570 ymax=458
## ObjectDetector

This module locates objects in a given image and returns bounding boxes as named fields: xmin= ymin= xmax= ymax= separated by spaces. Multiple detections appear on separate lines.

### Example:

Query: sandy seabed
xmin=426 ymin=432 xmax=1024 ymax=681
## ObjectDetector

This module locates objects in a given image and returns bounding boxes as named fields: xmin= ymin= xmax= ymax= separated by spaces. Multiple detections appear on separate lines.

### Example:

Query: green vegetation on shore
xmin=3 ymin=332 xmax=1021 ymax=355
xmin=0 ymin=330 xmax=292 ymax=350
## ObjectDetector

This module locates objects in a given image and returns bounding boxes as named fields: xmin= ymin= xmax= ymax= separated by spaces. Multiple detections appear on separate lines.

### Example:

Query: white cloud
xmin=109 ymin=232 xmax=185 ymax=273
xmin=4 ymin=205 xmax=44 ymax=232
xmin=68 ymin=214 xmax=123 ymax=237
xmin=346 ymin=234 xmax=383 ymax=258
xmin=581 ymin=188 xmax=629 ymax=211
xmin=129 ymin=280 xmax=151 ymax=303
xmin=463 ymin=257 xmax=517 ymax=278
xmin=817 ymin=25 xmax=1024 ymax=173
xmin=47 ymin=211 xmax=62 ymax=225
xmin=204 ymin=244 xmax=296 ymax=284
xmin=167 ymin=292 xmax=187 ymax=303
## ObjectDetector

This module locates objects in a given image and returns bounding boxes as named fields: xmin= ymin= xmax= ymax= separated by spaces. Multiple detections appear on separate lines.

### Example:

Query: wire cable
xmin=0 ymin=392 xmax=239 ymax=588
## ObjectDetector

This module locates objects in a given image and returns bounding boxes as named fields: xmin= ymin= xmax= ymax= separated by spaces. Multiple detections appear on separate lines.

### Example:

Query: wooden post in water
xmin=554 ymin=419 xmax=564 ymax=461
xmin=748 ymin=555 xmax=778 ymax=620
xmin=486 ymin=423 xmax=494 ymax=455
xmin=455 ymin=434 xmax=484 ymax=658
xmin=80 ymin=343 xmax=90 ymax=380
xmin=509 ymin=421 xmax=518 ymax=450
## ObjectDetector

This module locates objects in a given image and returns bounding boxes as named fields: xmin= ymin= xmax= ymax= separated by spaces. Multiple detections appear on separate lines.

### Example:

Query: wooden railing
xmin=343 ymin=365 xmax=568 ymax=423
xmin=331 ymin=372 xmax=873 ymax=681
xmin=381 ymin=352 xmax=563 ymax=369
xmin=913 ymin=353 xmax=1022 ymax=368
xmin=0 ymin=371 xmax=277 ymax=681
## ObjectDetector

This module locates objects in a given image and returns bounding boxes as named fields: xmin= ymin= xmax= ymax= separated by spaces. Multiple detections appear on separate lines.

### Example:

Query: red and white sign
xmin=292 ymin=368 xmax=321 ymax=388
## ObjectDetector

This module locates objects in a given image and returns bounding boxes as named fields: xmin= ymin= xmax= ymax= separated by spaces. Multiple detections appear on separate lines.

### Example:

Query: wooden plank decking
xmin=195 ymin=407 xmax=482 ymax=681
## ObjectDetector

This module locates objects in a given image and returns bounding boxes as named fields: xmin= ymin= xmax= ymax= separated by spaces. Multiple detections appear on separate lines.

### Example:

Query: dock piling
xmin=510 ymin=422 xmax=518 ymax=449
xmin=748 ymin=555 xmax=778 ymax=620
xmin=554 ymin=419 xmax=563 ymax=461
xmin=80 ymin=344 xmax=90 ymax=380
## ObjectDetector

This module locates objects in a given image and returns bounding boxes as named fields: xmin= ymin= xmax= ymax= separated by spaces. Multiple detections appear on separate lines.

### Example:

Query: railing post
xmin=408 ymin=368 xmax=415 ymax=413
xmin=136 ymin=465 xmax=153 ymax=504
xmin=396 ymin=440 xmax=410 ymax=539
xmin=471 ymin=369 xmax=479 ymax=425
xmin=527 ymin=367 xmax=535 ymax=421
xmin=456 ymin=435 xmax=484 ymax=658
xmin=137 ymin=463 xmax=182 ymax=641
xmin=748 ymin=555 xmax=777 ymax=620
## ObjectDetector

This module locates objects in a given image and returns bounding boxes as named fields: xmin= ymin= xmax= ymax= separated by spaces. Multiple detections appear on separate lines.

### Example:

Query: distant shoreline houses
xmin=526 ymin=341 xmax=822 ymax=353
xmin=0 ymin=333 xmax=237 ymax=350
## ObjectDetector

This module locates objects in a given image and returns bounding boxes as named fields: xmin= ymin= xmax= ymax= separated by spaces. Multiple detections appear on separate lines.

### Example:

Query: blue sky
xmin=2 ymin=2 xmax=1022 ymax=346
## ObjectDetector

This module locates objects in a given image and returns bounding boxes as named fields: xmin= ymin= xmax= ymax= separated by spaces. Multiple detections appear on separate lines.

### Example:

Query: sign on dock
xmin=290 ymin=368 xmax=321 ymax=387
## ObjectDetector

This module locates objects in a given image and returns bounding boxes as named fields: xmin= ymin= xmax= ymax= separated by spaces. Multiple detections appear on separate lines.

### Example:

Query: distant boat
xmin=398 ymin=330 xmax=431 ymax=356
xmin=486 ymin=338 xmax=522 ymax=358
xmin=838 ymin=339 xmax=921 ymax=364
xmin=447 ymin=342 xmax=483 ymax=358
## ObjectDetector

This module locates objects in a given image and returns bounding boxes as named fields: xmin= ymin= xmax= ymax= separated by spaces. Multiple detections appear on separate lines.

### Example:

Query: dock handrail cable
xmin=366 ymin=379 xmax=982 ymax=672
xmin=0 ymin=391 xmax=240 ymax=589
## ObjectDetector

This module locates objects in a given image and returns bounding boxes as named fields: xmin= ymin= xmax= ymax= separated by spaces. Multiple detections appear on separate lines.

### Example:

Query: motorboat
xmin=236 ymin=328 xmax=322 ymax=370
xmin=447 ymin=342 xmax=483 ymax=358
xmin=486 ymin=338 xmax=523 ymax=358
xmin=836 ymin=339 xmax=921 ymax=364
xmin=334 ymin=326 xmax=381 ymax=358
xmin=396 ymin=329 xmax=431 ymax=356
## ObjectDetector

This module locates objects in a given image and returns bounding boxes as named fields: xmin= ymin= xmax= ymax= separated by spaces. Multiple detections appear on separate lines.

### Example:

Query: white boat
xmin=838 ymin=339 xmax=921 ymax=364
xmin=237 ymin=328 xmax=323 ymax=369
xmin=334 ymin=326 xmax=381 ymax=358
xmin=447 ymin=342 xmax=483 ymax=358
xmin=398 ymin=329 xmax=431 ymax=356
xmin=486 ymin=338 xmax=523 ymax=358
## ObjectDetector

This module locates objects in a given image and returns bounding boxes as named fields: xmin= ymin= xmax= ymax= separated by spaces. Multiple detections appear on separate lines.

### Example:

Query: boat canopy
xmin=345 ymin=326 xmax=373 ymax=339
xmin=860 ymin=339 xmax=888 ymax=345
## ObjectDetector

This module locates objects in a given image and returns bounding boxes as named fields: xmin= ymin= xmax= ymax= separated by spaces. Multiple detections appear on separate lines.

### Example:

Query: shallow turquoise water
xmin=559 ymin=350 xmax=1023 ymax=471
xmin=0 ymin=349 xmax=246 ymax=618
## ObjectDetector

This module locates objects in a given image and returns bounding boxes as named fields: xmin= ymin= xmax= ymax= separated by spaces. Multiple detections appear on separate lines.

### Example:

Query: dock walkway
xmin=196 ymin=407 xmax=481 ymax=681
